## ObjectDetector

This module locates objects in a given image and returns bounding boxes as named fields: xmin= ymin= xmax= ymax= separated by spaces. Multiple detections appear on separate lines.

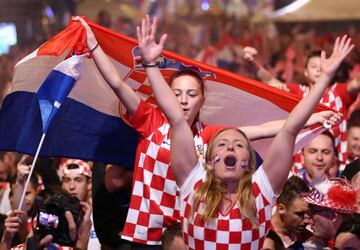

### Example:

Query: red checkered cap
xmin=59 ymin=159 xmax=92 ymax=178
xmin=303 ymin=178 xmax=359 ymax=214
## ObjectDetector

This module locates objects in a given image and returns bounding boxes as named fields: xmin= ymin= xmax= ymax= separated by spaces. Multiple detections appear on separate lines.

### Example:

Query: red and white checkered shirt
xmin=286 ymin=83 xmax=356 ymax=172
xmin=121 ymin=100 xmax=224 ymax=245
xmin=179 ymin=163 xmax=276 ymax=250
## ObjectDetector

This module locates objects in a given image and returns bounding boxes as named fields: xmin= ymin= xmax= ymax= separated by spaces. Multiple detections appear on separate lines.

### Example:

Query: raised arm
xmin=242 ymin=47 xmax=288 ymax=90
xmin=240 ymin=110 xmax=340 ymax=141
xmin=263 ymin=35 xmax=353 ymax=194
xmin=137 ymin=15 xmax=197 ymax=186
xmin=73 ymin=17 xmax=140 ymax=114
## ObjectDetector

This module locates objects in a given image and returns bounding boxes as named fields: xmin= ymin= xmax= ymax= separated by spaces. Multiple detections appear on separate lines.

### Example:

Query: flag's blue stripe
xmin=0 ymin=91 xmax=138 ymax=168
xmin=37 ymin=70 xmax=76 ymax=104
xmin=37 ymin=70 xmax=77 ymax=133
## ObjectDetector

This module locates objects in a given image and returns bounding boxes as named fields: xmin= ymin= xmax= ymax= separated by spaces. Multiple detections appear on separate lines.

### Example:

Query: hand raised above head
xmin=136 ymin=15 xmax=167 ymax=65
xmin=72 ymin=16 xmax=98 ymax=52
xmin=320 ymin=35 xmax=354 ymax=77
xmin=242 ymin=47 xmax=258 ymax=62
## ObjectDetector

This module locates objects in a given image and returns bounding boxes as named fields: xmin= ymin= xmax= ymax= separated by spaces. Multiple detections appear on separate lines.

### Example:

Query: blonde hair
xmin=192 ymin=128 xmax=258 ymax=226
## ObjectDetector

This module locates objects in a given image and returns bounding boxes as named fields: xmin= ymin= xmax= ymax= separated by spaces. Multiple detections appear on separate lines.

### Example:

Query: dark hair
xmin=321 ymin=130 xmax=338 ymax=158
xmin=161 ymin=222 xmax=183 ymax=250
xmin=170 ymin=69 xmax=206 ymax=96
xmin=303 ymin=130 xmax=338 ymax=158
xmin=277 ymin=176 xmax=310 ymax=208
xmin=348 ymin=108 xmax=360 ymax=130
xmin=305 ymin=50 xmax=321 ymax=68
xmin=66 ymin=163 xmax=81 ymax=170
xmin=336 ymin=217 xmax=360 ymax=240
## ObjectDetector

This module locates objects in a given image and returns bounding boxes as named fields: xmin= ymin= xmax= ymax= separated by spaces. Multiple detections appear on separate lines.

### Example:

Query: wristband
xmin=142 ymin=63 xmax=157 ymax=68
xmin=90 ymin=43 xmax=99 ymax=53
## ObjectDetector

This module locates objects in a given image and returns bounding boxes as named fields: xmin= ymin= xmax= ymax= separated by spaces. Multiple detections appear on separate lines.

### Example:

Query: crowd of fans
xmin=0 ymin=5 xmax=359 ymax=250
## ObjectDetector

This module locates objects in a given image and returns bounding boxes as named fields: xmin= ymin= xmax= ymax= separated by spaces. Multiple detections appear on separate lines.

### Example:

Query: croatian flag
xmin=0 ymin=18 xmax=331 ymax=167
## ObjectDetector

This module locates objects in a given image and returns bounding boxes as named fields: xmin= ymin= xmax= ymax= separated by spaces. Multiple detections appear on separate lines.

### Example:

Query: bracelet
xmin=90 ymin=43 xmax=99 ymax=53
xmin=142 ymin=63 xmax=157 ymax=68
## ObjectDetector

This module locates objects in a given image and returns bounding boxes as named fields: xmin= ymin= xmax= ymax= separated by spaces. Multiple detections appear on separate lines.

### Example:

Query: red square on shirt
xmin=160 ymin=192 xmax=176 ymax=208
xmin=204 ymin=228 xmax=216 ymax=241
xmin=137 ymin=211 xmax=150 ymax=226
xmin=150 ymin=174 xmax=165 ymax=191
xmin=217 ymin=219 xmax=229 ymax=231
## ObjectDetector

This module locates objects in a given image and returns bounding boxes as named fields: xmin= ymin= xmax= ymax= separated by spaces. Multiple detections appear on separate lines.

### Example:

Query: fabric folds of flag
xmin=0 ymin=18 xmax=334 ymax=167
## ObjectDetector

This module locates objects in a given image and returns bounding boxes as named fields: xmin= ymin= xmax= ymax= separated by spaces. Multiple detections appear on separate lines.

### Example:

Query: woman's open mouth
xmin=224 ymin=155 xmax=237 ymax=168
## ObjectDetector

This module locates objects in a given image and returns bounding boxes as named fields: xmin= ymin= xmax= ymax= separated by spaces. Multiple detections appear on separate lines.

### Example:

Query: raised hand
xmin=72 ymin=16 xmax=98 ymax=52
xmin=242 ymin=47 xmax=258 ymax=63
xmin=137 ymin=15 xmax=167 ymax=65
xmin=320 ymin=35 xmax=354 ymax=77
xmin=306 ymin=110 xmax=342 ymax=128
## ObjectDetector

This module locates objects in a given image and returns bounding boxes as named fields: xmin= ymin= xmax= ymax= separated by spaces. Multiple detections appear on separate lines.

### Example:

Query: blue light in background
xmin=201 ymin=0 xmax=210 ymax=11
xmin=0 ymin=23 xmax=17 ymax=55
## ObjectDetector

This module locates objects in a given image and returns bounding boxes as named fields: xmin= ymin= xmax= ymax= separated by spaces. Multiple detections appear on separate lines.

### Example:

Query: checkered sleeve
xmin=252 ymin=165 xmax=276 ymax=205
xmin=179 ymin=161 xmax=205 ymax=200
xmin=333 ymin=83 xmax=356 ymax=110
xmin=127 ymin=100 xmax=166 ymax=138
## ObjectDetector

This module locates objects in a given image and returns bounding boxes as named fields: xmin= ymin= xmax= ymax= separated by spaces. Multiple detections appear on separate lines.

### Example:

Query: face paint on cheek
xmin=211 ymin=155 xmax=220 ymax=168
xmin=241 ymin=161 xmax=248 ymax=170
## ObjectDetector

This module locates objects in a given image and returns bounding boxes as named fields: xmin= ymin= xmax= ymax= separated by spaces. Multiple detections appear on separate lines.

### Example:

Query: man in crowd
xmin=263 ymin=176 xmax=311 ymax=250
xmin=60 ymin=158 xmax=101 ymax=249
xmin=302 ymin=178 xmax=359 ymax=249
xmin=299 ymin=131 xmax=338 ymax=186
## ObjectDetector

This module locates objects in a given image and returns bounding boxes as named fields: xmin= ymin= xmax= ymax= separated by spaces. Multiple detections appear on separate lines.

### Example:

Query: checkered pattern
xmin=303 ymin=178 xmax=358 ymax=214
xmin=180 ymin=165 xmax=275 ymax=250
xmin=121 ymin=100 xmax=223 ymax=245
xmin=287 ymin=83 xmax=355 ymax=172
xmin=59 ymin=158 xmax=92 ymax=178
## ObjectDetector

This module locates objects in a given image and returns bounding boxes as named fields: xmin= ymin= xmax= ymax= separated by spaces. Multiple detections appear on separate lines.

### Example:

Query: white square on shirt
xmin=126 ymin=209 xmax=139 ymax=224
xmin=217 ymin=230 xmax=230 ymax=244
xmin=240 ymin=230 xmax=252 ymax=244
xmin=229 ymin=219 xmax=242 ymax=231
xmin=194 ymin=226 xmax=205 ymax=240
xmin=140 ymin=198 xmax=150 ymax=212
xmin=163 ymin=179 xmax=178 ymax=195
xmin=149 ymin=187 xmax=164 ymax=204
xmin=134 ymin=224 xmax=148 ymax=239
xmin=204 ymin=241 xmax=216 ymax=249
xmin=133 ymin=181 xmax=144 ymax=196
xmin=153 ymin=161 xmax=169 ymax=178
xmin=143 ymin=169 xmax=154 ymax=186
xmin=161 ymin=206 xmax=175 ymax=216
xmin=138 ymin=153 xmax=146 ymax=168
xmin=147 ymin=141 xmax=160 ymax=159
xmin=149 ymin=214 xmax=164 ymax=227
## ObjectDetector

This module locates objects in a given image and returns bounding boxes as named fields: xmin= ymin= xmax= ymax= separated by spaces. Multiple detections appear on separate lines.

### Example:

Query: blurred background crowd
xmin=0 ymin=0 xmax=359 ymax=249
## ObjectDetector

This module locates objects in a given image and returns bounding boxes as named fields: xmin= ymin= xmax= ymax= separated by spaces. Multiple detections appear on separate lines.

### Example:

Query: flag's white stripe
xmin=53 ymin=54 xmax=86 ymax=81
xmin=10 ymin=54 xmax=66 ymax=94
xmin=201 ymin=80 xmax=289 ymax=126
xmin=15 ymin=48 xmax=39 ymax=67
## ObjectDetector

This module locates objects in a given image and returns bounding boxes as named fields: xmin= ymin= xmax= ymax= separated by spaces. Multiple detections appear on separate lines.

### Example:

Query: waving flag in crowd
xmin=0 ymin=17 xmax=333 ymax=167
